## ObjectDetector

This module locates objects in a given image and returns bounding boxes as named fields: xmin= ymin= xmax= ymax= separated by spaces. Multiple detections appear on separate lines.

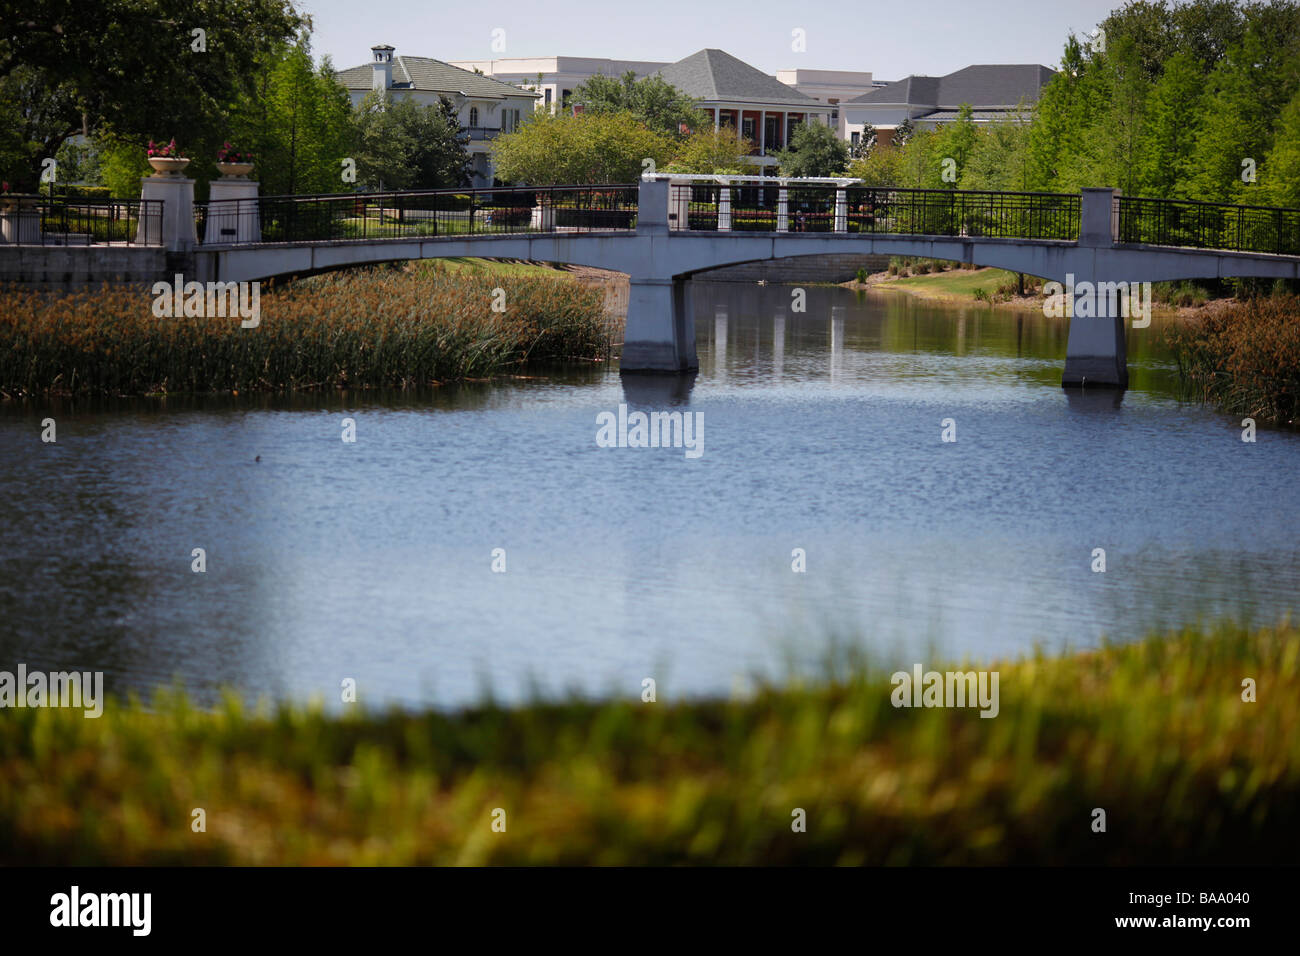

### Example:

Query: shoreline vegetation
xmin=1 ymin=621 xmax=1295 ymax=865
xmin=0 ymin=263 xmax=616 ymax=398
xmin=844 ymin=264 xmax=1300 ymax=425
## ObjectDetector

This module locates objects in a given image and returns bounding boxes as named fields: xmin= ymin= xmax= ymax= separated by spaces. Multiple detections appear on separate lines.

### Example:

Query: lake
xmin=2 ymin=281 xmax=1298 ymax=709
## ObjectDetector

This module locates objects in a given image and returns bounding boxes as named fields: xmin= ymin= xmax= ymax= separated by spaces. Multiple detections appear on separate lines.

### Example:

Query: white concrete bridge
xmin=5 ymin=176 xmax=1300 ymax=387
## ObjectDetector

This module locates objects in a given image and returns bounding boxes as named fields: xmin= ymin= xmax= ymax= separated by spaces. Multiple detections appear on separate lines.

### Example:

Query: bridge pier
xmin=622 ymin=277 xmax=698 ymax=372
xmin=1063 ymin=188 xmax=1127 ymax=389
xmin=1061 ymin=292 xmax=1128 ymax=388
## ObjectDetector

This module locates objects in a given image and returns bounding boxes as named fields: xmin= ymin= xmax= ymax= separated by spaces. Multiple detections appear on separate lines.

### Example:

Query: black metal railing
xmin=1116 ymin=195 xmax=1300 ymax=256
xmin=668 ymin=184 xmax=1080 ymax=240
xmin=0 ymin=194 xmax=162 ymax=245
xmin=195 ymin=185 xmax=639 ymax=246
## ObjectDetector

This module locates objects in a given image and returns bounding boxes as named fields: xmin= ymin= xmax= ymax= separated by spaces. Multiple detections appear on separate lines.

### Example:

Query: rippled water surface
xmin=2 ymin=282 xmax=1298 ymax=708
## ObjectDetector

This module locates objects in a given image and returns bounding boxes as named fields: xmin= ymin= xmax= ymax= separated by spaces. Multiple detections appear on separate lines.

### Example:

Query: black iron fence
xmin=195 ymin=185 xmax=639 ymax=246
xmin=0 ymin=194 xmax=162 ymax=245
xmin=668 ymin=184 xmax=1080 ymax=240
xmin=1116 ymin=195 xmax=1300 ymax=256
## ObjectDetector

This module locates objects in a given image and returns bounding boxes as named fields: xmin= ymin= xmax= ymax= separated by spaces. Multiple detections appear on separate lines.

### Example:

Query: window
xmin=851 ymin=131 xmax=860 ymax=146
xmin=544 ymin=88 xmax=552 ymax=106
xmin=469 ymin=106 xmax=479 ymax=127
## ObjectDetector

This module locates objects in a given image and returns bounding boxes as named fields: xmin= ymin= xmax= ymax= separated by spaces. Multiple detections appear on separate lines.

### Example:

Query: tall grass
xmin=1 ymin=621 xmax=1296 ymax=865
xmin=1166 ymin=295 xmax=1300 ymax=424
xmin=0 ymin=266 xmax=613 ymax=397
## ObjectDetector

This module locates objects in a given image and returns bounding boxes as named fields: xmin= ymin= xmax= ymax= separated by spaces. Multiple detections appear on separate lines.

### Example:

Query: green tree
xmin=932 ymin=104 xmax=978 ymax=187
xmin=773 ymin=121 xmax=849 ymax=177
xmin=0 ymin=0 xmax=301 ymax=190
xmin=665 ymin=126 xmax=758 ymax=175
xmin=846 ymin=143 xmax=904 ymax=187
xmin=1260 ymin=87 xmax=1300 ymax=208
xmin=849 ymin=123 xmax=876 ymax=159
xmin=352 ymin=91 xmax=471 ymax=190
xmin=960 ymin=109 xmax=1033 ymax=191
xmin=893 ymin=117 xmax=915 ymax=147
xmin=1188 ymin=1 xmax=1300 ymax=201
xmin=1137 ymin=50 xmax=1205 ymax=197
xmin=570 ymin=72 xmax=706 ymax=138
xmin=491 ymin=110 xmax=674 ymax=185
xmin=228 ymin=36 xmax=356 ymax=196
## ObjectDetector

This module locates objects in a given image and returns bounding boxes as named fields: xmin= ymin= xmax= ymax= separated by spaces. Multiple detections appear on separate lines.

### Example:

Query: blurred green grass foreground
xmin=2 ymin=621 xmax=1298 ymax=865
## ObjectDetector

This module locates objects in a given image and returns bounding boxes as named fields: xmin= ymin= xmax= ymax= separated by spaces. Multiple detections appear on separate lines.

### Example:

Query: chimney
xmin=372 ymin=45 xmax=395 ymax=94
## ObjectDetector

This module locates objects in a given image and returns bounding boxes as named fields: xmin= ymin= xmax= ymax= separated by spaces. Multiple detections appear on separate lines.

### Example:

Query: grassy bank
xmin=2 ymin=621 xmax=1296 ymax=865
xmin=853 ymin=265 xmax=1043 ymax=307
xmin=1166 ymin=295 xmax=1300 ymax=425
xmin=0 ymin=265 xmax=613 ymax=397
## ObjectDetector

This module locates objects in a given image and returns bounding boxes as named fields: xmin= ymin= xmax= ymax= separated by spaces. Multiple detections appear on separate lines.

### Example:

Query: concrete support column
xmin=621 ymin=277 xmax=697 ymax=373
xmin=205 ymin=177 xmax=260 ymax=244
xmin=777 ymin=187 xmax=789 ymax=232
xmin=637 ymin=178 xmax=669 ymax=234
xmin=718 ymin=184 xmax=731 ymax=232
xmin=138 ymin=175 xmax=197 ymax=251
xmin=1079 ymin=187 xmax=1118 ymax=247
xmin=1062 ymin=271 xmax=1128 ymax=388
xmin=834 ymin=187 xmax=847 ymax=233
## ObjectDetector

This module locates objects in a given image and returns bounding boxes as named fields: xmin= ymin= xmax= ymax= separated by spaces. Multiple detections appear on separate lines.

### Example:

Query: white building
xmin=774 ymin=69 xmax=880 ymax=139
xmin=840 ymin=64 xmax=1055 ymax=149
xmin=447 ymin=56 xmax=669 ymax=113
xmin=337 ymin=45 xmax=541 ymax=186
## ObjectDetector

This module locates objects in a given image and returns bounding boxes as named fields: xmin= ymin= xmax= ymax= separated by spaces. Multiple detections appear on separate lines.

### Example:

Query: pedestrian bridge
xmin=5 ymin=175 xmax=1300 ymax=387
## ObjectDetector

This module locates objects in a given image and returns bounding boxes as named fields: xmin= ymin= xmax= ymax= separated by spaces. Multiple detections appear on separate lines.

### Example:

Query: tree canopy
xmin=0 ymin=0 xmax=302 ymax=189
xmin=569 ymin=72 xmax=706 ymax=138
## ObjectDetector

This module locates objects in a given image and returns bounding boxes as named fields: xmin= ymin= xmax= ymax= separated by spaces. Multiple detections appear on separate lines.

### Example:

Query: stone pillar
xmin=205 ymin=177 xmax=260 ymax=244
xmin=1062 ymin=270 xmax=1129 ymax=388
xmin=638 ymin=178 xmax=670 ymax=234
xmin=777 ymin=186 xmax=789 ymax=233
xmin=1079 ymin=187 xmax=1118 ymax=247
xmin=834 ymin=187 xmax=847 ymax=233
xmin=0 ymin=202 xmax=42 ymax=243
xmin=138 ymin=175 xmax=197 ymax=251
xmin=718 ymin=184 xmax=731 ymax=232
xmin=621 ymin=277 xmax=697 ymax=373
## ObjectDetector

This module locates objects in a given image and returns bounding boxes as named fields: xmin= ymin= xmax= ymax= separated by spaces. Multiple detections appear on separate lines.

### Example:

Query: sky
xmin=297 ymin=0 xmax=1121 ymax=81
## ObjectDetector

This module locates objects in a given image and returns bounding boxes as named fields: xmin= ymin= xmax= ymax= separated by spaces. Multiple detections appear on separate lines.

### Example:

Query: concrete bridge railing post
xmin=1064 ymin=186 xmax=1128 ymax=388
xmin=777 ymin=186 xmax=789 ymax=232
xmin=637 ymin=177 xmax=669 ymax=235
xmin=206 ymin=175 xmax=261 ymax=244
xmin=834 ymin=188 xmax=847 ymax=233
xmin=718 ymin=183 xmax=732 ymax=232
xmin=138 ymin=173 xmax=198 ymax=252
xmin=624 ymin=177 xmax=697 ymax=373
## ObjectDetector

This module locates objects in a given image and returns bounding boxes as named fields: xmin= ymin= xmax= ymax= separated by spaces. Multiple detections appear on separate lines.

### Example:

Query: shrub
xmin=1165 ymin=295 xmax=1300 ymax=423
xmin=0 ymin=267 xmax=613 ymax=396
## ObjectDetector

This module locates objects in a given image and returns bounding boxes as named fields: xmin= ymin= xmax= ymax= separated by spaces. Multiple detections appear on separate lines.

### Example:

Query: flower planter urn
xmin=148 ymin=157 xmax=191 ymax=177
xmin=215 ymin=161 xmax=255 ymax=180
